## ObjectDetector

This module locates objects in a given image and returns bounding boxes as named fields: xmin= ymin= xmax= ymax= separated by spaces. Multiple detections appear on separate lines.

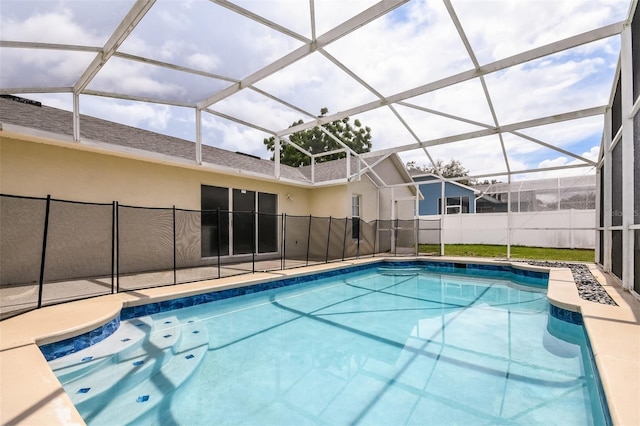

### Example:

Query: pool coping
xmin=1 ymin=256 xmax=638 ymax=425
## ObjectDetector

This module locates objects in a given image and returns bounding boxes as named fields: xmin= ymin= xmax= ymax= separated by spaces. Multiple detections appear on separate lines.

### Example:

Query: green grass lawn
xmin=419 ymin=244 xmax=594 ymax=262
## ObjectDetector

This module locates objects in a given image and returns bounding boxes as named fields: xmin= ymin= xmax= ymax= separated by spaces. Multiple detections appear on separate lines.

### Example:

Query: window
xmin=438 ymin=196 xmax=470 ymax=214
xmin=201 ymin=185 xmax=230 ymax=257
xmin=352 ymin=194 xmax=361 ymax=239
xmin=352 ymin=194 xmax=361 ymax=217
xmin=258 ymin=192 xmax=278 ymax=253
xmin=232 ymin=189 xmax=255 ymax=255
xmin=201 ymin=185 xmax=278 ymax=257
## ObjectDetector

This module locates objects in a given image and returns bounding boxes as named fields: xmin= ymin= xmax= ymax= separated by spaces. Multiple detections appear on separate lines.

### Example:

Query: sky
xmin=0 ymin=0 xmax=634 ymax=181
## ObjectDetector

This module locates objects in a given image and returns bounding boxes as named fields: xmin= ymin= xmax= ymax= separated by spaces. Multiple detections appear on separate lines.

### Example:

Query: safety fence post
xmin=173 ymin=205 xmax=177 ymax=285
xmin=111 ymin=201 xmax=116 ymax=294
xmin=37 ymin=194 xmax=51 ymax=308
xmin=216 ymin=208 xmax=221 ymax=279
xmin=394 ymin=218 xmax=399 ymax=256
xmin=281 ymin=214 xmax=287 ymax=270
xmin=306 ymin=215 xmax=312 ymax=266
xmin=325 ymin=216 xmax=332 ymax=263
xmin=252 ymin=210 xmax=256 ymax=274
xmin=373 ymin=220 xmax=378 ymax=257
xmin=356 ymin=218 xmax=361 ymax=258
xmin=116 ymin=202 xmax=120 ymax=292
xmin=342 ymin=218 xmax=347 ymax=261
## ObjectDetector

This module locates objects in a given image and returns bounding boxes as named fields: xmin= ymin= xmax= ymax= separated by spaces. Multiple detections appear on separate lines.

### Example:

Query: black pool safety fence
xmin=0 ymin=194 xmax=441 ymax=320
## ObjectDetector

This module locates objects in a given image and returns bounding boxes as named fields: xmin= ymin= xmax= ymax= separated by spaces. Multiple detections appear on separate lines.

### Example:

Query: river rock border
xmin=525 ymin=261 xmax=617 ymax=306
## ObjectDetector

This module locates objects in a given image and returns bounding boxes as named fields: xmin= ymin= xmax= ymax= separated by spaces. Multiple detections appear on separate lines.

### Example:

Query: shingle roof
xmin=0 ymin=96 xmax=416 ymax=187
xmin=0 ymin=96 xmax=309 ymax=183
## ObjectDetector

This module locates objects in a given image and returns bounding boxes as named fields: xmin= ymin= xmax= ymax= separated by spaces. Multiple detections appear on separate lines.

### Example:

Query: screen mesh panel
xmin=118 ymin=206 xmax=174 ymax=290
xmin=308 ymin=217 xmax=330 ymax=263
xmin=0 ymin=195 xmax=46 ymax=318
xmin=175 ymin=209 xmax=220 ymax=283
xmin=283 ymin=215 xmax=311 ymax=267
xmin=598 ymin=230 xmax=604 ymax=266
xmin=359 ymin=220 xmax=377 ymax=257
xmin=42 ymin=200 xmax=113 ymax=304
xmin=377 ymin=220 xmax=393 ymax=254
xmin=611 ymin=141 xmax=623 ymax=227
xmin=327 ymin=218 xmax=347 ymax=261
xmin=611 ymin=230 xmax=623 ymax=280
xmin=612 ymin=77 xmax=622 ymax=137
xmin=395 ymin=219 xmax=417 ymax=254
xmin=0 ymin=195 xmax=46 ymax=285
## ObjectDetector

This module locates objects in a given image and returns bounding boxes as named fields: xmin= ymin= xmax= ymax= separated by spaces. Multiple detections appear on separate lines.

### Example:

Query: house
xmin=410 ymin=172 xmax=479 ymax=215
xmin=0 ymin=96 xmax=418 ymax=284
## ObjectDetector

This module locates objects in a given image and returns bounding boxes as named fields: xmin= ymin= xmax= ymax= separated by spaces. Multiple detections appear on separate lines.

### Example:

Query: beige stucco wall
xmin=307 ymin=185 xmax=349 ymax=218
xmin=0 ymin=136 xmax=311 ymax=214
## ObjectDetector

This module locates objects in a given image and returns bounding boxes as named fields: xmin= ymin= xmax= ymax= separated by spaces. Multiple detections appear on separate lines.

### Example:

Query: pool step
xmin=117 ymin=316 xmax=181 ymax=361
xmin=377 ymin=267 xmax=421 ymax=276
xmin=56 ymin=315 xmax=209 ymax=425
xmin=50 ymin=319 xmax=148 ymax=384
xmin=60 ymin=316 xmax=180 ymax=411
xmin=86 ymin=345 xmax=208 ymax=425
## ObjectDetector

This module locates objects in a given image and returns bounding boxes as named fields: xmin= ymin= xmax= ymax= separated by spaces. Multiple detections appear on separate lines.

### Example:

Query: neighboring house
xmin=473 ymin=176 xmax=596 ymax=213
xmin=410 ymin=172 xmax=479 ymax=215
xmin=0 ymin=96 xmax=417 ymax=282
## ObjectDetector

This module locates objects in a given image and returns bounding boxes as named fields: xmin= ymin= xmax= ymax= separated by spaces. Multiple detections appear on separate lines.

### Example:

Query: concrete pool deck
xmin=1 ymin=257 xmax=638 ymax=425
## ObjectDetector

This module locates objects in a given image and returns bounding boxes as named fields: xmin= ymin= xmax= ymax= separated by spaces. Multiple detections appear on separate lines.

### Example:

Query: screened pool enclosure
xmin=0 ymin=0 xmax=639 ymax=306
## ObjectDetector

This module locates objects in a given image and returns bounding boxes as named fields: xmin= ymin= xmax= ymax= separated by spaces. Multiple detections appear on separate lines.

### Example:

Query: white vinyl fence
xmin=420 ymin=209 xmax=595 ymax=249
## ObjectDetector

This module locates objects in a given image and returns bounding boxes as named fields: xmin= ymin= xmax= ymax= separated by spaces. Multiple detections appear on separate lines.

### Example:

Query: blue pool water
xmin=46 ymin=263 xmax=609 ymax=425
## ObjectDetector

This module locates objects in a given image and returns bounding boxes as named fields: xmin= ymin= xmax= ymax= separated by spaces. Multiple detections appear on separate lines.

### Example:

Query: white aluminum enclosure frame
xmin=596 ymin=0 xmax=638 ymax=295
xmin=0 ymin=0 xmax=638 ymax=288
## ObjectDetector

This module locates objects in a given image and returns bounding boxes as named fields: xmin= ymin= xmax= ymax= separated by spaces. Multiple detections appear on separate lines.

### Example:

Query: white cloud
xmin=534 ymin=145 xmax=599 ymax=178
xmin=324 ymin=0 xmax=473 ymax=97
xmin=516 ymin=116 xmax=604 ymax=151
xmin=452 ymin=0 xmax=627 ymax=64
xmin=0 ymin=8 xmax=103 ymax=87
xmin=88 ymin=57 xmax=186 ymax=99
xmin=201 ymin=114 xmax=271 ymax=156
xmin=485 ymin=53 xmax=615 ymax=125
xmin=186 ymin=53 xmax=221 ymax=73
xmin=0 ymin=8 xmax=103 ymax=45
xmin=81 ymin=97 xmax=173 ymax=131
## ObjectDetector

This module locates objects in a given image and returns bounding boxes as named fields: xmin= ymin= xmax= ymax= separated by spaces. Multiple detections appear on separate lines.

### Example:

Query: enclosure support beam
xmin=196 ymin=109 xmax=203 ymax=165
xmin=72 ymin=92 xmax=80 ymax=143
xmin=603 ymin=109 xmax=613 ymax=272
xmin=507 ymin=176 xmax=512 ymax=259
xmin=360 ymin=106 xmax=606 ymax=159
xmin=274 ymin=137 xmax=281 ymax=179
xmin=440 ymin=180 xmax=445 ymax=256
xmin=620 ymin=24 xmax=634 ymax=290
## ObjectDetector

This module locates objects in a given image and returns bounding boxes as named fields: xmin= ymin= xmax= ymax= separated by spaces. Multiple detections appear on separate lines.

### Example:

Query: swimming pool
xmin=44 ymin=261 xmax=609 ymax=425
